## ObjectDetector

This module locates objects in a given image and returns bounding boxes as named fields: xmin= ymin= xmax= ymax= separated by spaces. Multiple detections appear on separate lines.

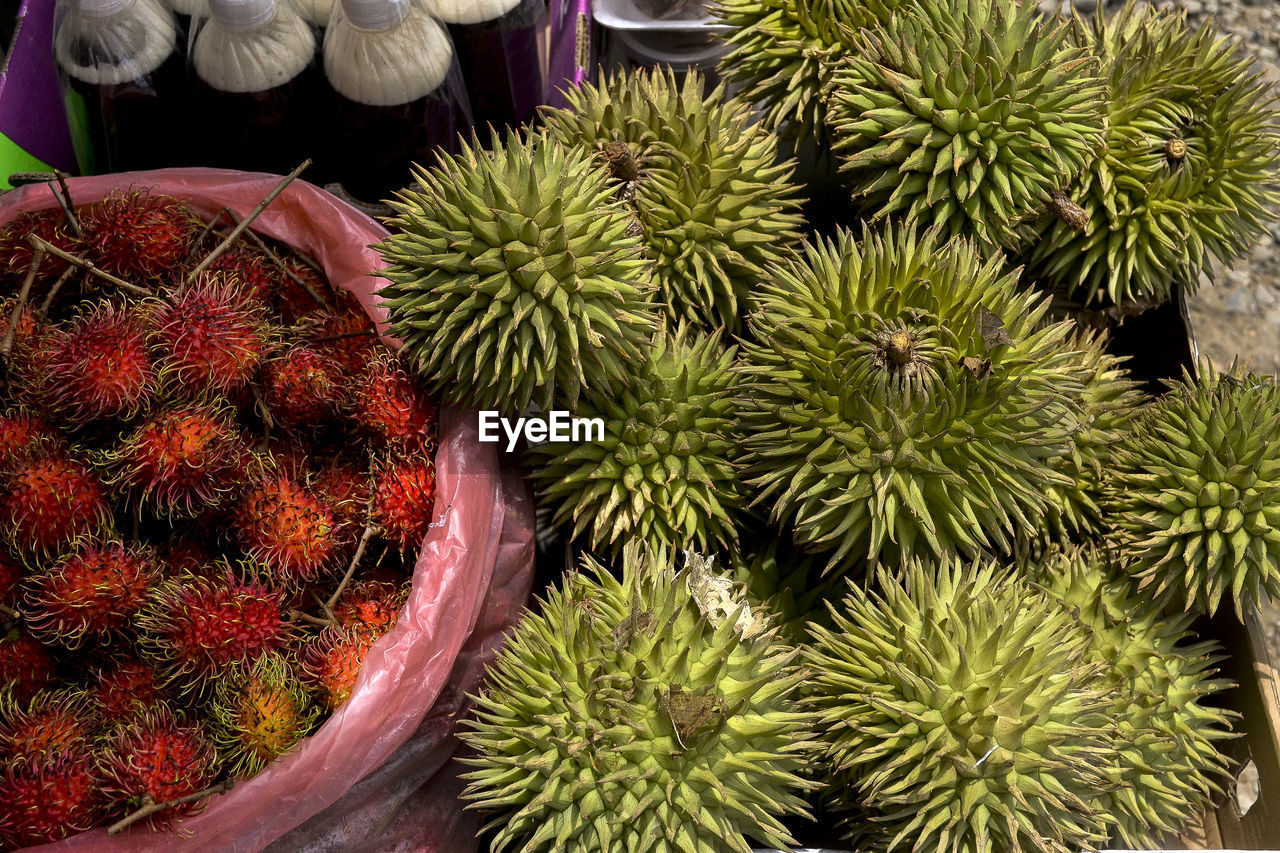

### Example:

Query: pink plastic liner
xmin=0 ymin=169 xmax=535 ymax=853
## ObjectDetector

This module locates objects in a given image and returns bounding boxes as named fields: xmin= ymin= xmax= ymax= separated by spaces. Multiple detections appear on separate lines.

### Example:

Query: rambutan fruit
xmin=301 ymin=299 xmax=379 ymax=375
xmin=261 ymin=345 xmax=344 ymax=430
xmin=1 ymin=452 xmax=111 ymax=558
xmin=0 ymin=748 xmax=106 ymax=847
xmin=232 ymin=473 xmax=345 ymax=584
xmin=152 ymin=273 xmax=275 ymax=397
xmin=370 ymin=455 xmax=435 ymax=551
xmin=0 ymin=208 xmax=77 ymax=284
xmin=23 ymin=540 xmax=161 ymax=649
xmin=43 ymin=301 xmax=156 ymax=424
xmin=0 ymin=631 xmax=56 ymax=705
xmin=276 ymin=259 xmax=331 ymax=322
xmin=101 ymin=401 xmax=250 ymax=517
xmin=332 ymin=579 xmax=407 ymax=634
xmin=79 ymin=191 xmax=198 ymax=281
xmin=98 ymin=705 xmax=219 ymax=828
xmin=346 ymin=354 xmax=438 ymax=450
xmin=0 ymin=409 xmax=64 ymax=470
xmin=299 ymin=624 xmax=386 ymax=712
xmin=154 ymin=538 xmax=216 ymax=577
xmin=0 ymin=688 xmax=95 ymax=762
xmin=209 ymin=652 xmax=318 ymax=777
xmin=136 ymin=565 xmax=294 ymax=690
xmin=90 ymin=658 xmax=164 ymax=718
xmin=206 ymin=246 xmax=277 ymax=307
xmin=313 ymin=458 xmax=371 ymax=530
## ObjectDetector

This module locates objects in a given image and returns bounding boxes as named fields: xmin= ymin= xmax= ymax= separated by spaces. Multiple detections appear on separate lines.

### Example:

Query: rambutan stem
xmin=27 ymin=235 xmax=150 ymax=297
xmin=325 ymin=522 xmax=379 ymax=613
xmin=187 ymin=159 xmax=312 ymax=283
xmin=1 ymin=243 xmax=43 ymax=360
xmin=107 ymin=780 xmax=235 ymax=836
xmin=0 ymin=603 xmax=20 ymax=622
xmin=289 ymin=609 xmax=333 ymax=628
xmin=189 ymin=207 xmax=233 ymax=259
xmin=51 ymin=171 xmax=82 ymax=237
xmin=37 ymin=265 xmax=78 ymax=319
xmin=228 ymin=211 xmax=332 ymax=311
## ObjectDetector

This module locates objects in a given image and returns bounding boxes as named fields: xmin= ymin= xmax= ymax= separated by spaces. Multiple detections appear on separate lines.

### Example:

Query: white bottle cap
xmin=77 ymin=0 xmax=135 ymax=18
xmin=340 ymin=0 xmax=409 ymax=30
xmin=208 ymin=0 xmax=278 ymax=31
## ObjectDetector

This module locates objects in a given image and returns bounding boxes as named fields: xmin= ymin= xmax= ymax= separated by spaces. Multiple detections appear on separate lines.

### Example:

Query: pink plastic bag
xmin=0 ymin=169 xmax=536 ymax=853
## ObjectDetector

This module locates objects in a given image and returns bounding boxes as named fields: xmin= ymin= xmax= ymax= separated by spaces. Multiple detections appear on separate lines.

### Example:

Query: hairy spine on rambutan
xmin=100 ymin=400 xmax=251 ymax=517
xmin=313 ymin=458 xmax=371 ymax=532
xmin=0 ymin=747 xmax=106 ymax=847
xmin=332 ymin=579 xmax=408 ymax=634
xmin=302 ymin=299 xmax=379 ymax=375
xmin=206 ymin=247 xmax=277 ymax=308
xmin=261 ymin=344 xmax=345 ymax=430
xmin=0 ymin=409 xmax=64 ymax=470
xmin=0 ymin=688 xmax=96 ymax=762
xmin=42 ymin=301 xmax=156 ymax=425
xmin=1 ymin=451 xmax=111 ymax=558
xmin=0 ymin=209 xmax=78 ymax=283
xmin=276 ymin=259 xmax=331 ymax=322
xmin=0 ymin=552 xmax=20 ymax=608
xmin=370 ymin=454 xmax=436 ymax=551
xmin=232 ymin=470 xmax=347 ymax=584
xmin=346 ymin=353 xmax=438 ymax=450
xmin=135 ymin=564 xmax=295 ymax=691
xmin=23 ymin=539 xmax=161 ymax=649
xmin=79 ymin=191 xmax=199 ymax=280
xmin=299 ymin=624 xmax=388 ymax=712
xmin=208 ymin=652 xmax=319 ymax=777
xmin=90 ymin=658 xmax=165 ymax=718
xmin=152 ymin=273 xmax=275 ymax=396
xmin=0 ymin=631 xmax=56 ymax=705
xmin=97 ymin=704 xmax=220 ymax=829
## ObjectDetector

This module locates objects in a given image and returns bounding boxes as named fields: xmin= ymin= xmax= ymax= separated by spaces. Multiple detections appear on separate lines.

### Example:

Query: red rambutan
xmin=299 ymin=624 xmax=386 ymax=712
xmin=79 ymin=191 xmax=198 ymax=281
xmin=208 ymin=652 xmax=318 ymax=777
xmin=370 ymin=455 xmax=436 ymax=551
xmin=313 ymin=458 xmax=370 ymax=530
xmin=0 ymin=689 xmax=95 ymax=762
xmin=261 ymin=345 xmax=344 ymax=430
xmin=1 ymin=452 xmax=111 ymax=558
xmin=136 ymin=566 xmax=293 ymax=689
xmin=43 ymin=301 xmax=155 ymax=424
xmin=302 ymin=301 xmax=379 ymax=375
xmin=0 ymin=748 xmax=105 ymax=847
xmin=276 ymin=259 xmax=331 ymax=322
xmin=232 ymin=474 xmax=345 ymax=583
xmin=23 ymin=540 xmax=161 ymax=649
xmin=0 ymin=632 xmax=56 ymax=705
xmin=332 ymin=579 xmax=407 ymax=635
xmin=102 ymin=402 xmax=249 ymax=517
xmin=0 ymin=410 xmax=64 ymax=470
xmin=154 ymin=538 xmax=217 ymax=577
xmin=152 ymin=273 xmax=274 ymax=396
xmin=90 ymin=658 xmax=165 ymax=719
xmin=346 ymin=354 xmax=438 ymax=450
xmin=0 ymin=209 xmax=77 ymax=284
xmin=98 ymin=705 xmax=219 ymax=828
xmin=206 ymin=246 xmax=277 ymax=307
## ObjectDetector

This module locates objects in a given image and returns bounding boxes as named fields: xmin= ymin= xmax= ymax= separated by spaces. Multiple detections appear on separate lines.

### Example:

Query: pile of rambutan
xmin=0 ymin=188 xmax=437 ymax=847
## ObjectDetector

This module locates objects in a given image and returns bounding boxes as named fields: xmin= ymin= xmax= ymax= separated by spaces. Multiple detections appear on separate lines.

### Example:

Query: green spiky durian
xmin=712 ymin=0 xmax=908 ymax=147
xmin=1032 ymin=546 xmax=1235 ymax=849
xmin=1043 ymin=329 xmax=1145 ymax=541
xmin=736 ymin=224 xmax=1083 ymax=572
xmin=1106 ymin=361 xmax=1280 ymax=619
xmin=731 ymin=540 xmax=834 ymax=644
xmin=1023 ymin=1 xmax=1280 ymax=306
xmin=807 ymin=557 xmax=1124 ymax=852
xmin=826 ymin=0 xmax=1107 ymax=251
xmin=529 ymin=324 xmax=744 ymax=556
xmin=375 ymin=130 xmax=656 ymax=414
xmin=208 ymin=652 xmax=318 ymax=777
xmin=459 ymin=547 xmax=816 ymax=853
xmin=541 ymin=68 xmax=806 ymax=333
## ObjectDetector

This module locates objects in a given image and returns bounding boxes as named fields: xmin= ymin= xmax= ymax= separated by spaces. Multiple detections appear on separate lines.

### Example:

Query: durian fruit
xmin=1032 ymin=546 xmax=1235 ymax=849
xmin=806 ymin=557 xmax=1125 ymax=852
xmin=541 ymin=68 xmax=806 ymax=333
xmin=736 ymin=224 xmax=1083 ymax=572
xmin=712 ymin=0 xmax=907 ymax=148
xmin=1106 ymin=361 xmax=1280 ymax=619
xmin=528 ymin=324 xmax=743 ymax=557
xmin=1043 ymin=328 xmax=1145 ymax=541
xmin=375 ymin=130 xmax=656 ymax=414
xmin=826 ymin=0 xmax=1107 ymax=251
xmin=459 ymin=546 xmax=816 ymax=853
xmin=730 ymin=539 xmax=835 ymax=645
xmin=1022 ymin=1 xmax=1280 ymax=306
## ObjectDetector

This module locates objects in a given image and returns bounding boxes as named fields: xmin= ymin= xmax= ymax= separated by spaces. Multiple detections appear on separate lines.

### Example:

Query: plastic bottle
xmin=190 ymin=0 xmax=324 ymax=176
xmin=423 ymin=0 xmax=545 ymax=132
xmin=322 ymin=0 xmax=471 ymax=203
xmin=293 ymin=0 xmax=336 ymax=25
xmin=53 ymin=0 xmax=187 ymax=173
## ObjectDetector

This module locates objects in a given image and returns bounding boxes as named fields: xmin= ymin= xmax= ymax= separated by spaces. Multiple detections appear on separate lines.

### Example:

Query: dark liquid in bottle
xmin=190 ymin=63 xmax=327 ymax=177
xmin=448 ymin=0 xmax=544 ymax=133
xmin=63 ymin=46 xmax=189 ymax=172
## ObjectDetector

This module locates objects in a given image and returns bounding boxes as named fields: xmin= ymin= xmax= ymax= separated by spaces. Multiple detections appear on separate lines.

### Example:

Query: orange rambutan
xmin=232 ymin=474 xmax=345 ymax=584
xmin=23 ymin=539 xmax=160 ymax=649
xmin=1 ymin=452 xmax=111 ymax=558
xmin=370 ymin=455 xmax=436 ymax=551
xmin=261 ymin=345 xmax=344 ymax=430
xmin=346 ymin=353 xmax=437 ymax=450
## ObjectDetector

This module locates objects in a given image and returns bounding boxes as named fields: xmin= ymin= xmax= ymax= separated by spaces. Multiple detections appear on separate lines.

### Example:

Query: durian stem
xmin=187 ymin=159 xmax=311 ymax=284
xmin=37 ymin=266 xmax=78 ymax=319
xmin=228 ymin=210 xmax=331 ymax=311
xmin=1 ymin=243 xmax=42 ymax=359
xmin=289 ymin=609 xmax=333 ymax=628
xmin=326 ymin=522 xmax=380 ymax=613
xmin=106 ymin=779 xmax=235 ymax=835
xmin=27 ymin=236 xmax=151 ymax=297
xmin=50 ymin=170 xmax=82 ymax=237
